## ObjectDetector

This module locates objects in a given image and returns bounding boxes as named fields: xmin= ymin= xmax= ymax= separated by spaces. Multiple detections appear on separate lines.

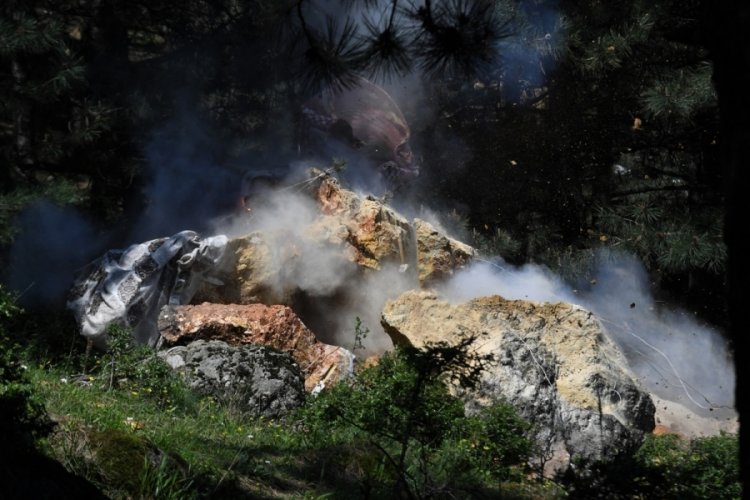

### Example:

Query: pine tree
xmin=0 ymin=0 xmax=727 ymax=322
xmin=0 ymin=1 xmax=122 ymax=235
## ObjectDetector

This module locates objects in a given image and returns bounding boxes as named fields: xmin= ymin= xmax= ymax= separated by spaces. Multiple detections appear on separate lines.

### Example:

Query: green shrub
xmin=297 ymin=338 xmax=533 ymax=497
xmin=633 ymin=432 xmax=740 ymax=499
xmin=559 ymin=432 xmax=740 ymax=499
xmin=0 ymin=285 xmax=53 ymax=454
xmin=91 ymin=324 xmax=194 ymax=410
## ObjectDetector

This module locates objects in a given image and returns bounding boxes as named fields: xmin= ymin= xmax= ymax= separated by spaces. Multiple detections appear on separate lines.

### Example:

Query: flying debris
xmin=301 ymin=76 xmax=419 ymax=189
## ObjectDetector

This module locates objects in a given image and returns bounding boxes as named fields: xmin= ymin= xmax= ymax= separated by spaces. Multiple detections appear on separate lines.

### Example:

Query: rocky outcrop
xmin=413 ymin=218 xmax=475 ymax=286
xmin=381 ymin=290 xmax=655 ymax=475
xmin=191 ymin=232 xmax=296 ymax=306
xmin=194 ymin=170 xmax=476 ymax=308
xmin=160 ymin=340 xmax=304 ymax=419
xmin=306 ymin=174 xmax=414 ymax=271
xmin=158 ymin=303 xmax=354 ymax=392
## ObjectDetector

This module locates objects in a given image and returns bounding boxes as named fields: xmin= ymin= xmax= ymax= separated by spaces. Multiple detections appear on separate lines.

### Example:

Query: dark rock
xmin=161 ymin=340 xmax=304 ymax=418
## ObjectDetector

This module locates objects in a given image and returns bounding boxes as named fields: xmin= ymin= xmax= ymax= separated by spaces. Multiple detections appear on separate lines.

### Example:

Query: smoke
xmin=439 ymin=257 xmax=568 ymax=304
xmin=437 ymin=252 xmax=735 ymax=418
xmin=210 ymin=166 xmax=735 ymax=423
xmin=7 ymin=202 xmax=103 ymax=307
xmin=212 ymin=186 xmax=413 ymax=352
xmin=130 ymin=105 xmax=241 ymax=241
xmin=574 ymin=256 xmax=735 ymax=419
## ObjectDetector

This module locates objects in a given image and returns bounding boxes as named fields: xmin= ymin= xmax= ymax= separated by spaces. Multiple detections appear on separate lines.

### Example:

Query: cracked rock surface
xmin=160 ymin=340 xmax=305 ymax=419
xmin=382 ymin=290 xmax=655 ymax=476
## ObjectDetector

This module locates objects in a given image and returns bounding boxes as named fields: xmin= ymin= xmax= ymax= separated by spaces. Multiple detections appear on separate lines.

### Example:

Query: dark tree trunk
xmin=705 ymin=0 xmax=750 ymax=489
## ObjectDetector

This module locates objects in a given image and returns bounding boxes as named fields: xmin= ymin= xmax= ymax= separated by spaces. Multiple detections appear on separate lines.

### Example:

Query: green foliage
xmin=84 ymin=428 xmax=197 ymax=500
xmin=641 ymin=63 xmax=716 ymax=124
xmin=0 ymin=285 xmax=53 ymax=454
xmin=471 ymin=227 xmax=523 ymax=262
xmin=0 ymin=179 xmax=85 ymax=244
xmin=1 ymin=2 xmax=128 ymax=229
xmin=297 ymin=339 xmax=533 ymax=497
xmin=352 ymin=316 xmax=369 ymax=351
xmin=0 ymin=283 xmax=21 ymax=319
xmin=595 ymin=197 xmax=726 ymax=274
xmin=633 ymin=433 xmax=740 ymax=499
xmin=572 ymin=12 xmax=655 ymax=74
xmin=32 ymin=358 xmax=312 ymax=499
xmin=138 ymin=455 xmax=197 ymax=500
xmin=0 ymin=14 xmax=66 ymax=56
xmin=93 ymin=324 xmax=193 ymax=409
xmin=432 ymin=403 xmax=533 ymax=488
xmin=560 ymin=432 xmax=740 ymax=499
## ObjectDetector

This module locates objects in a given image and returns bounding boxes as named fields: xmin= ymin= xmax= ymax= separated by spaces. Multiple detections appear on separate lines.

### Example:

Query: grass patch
xmin=23 ymin=352 xmax=332 ymax=499
xmin=6 ymin=306 xmax=737 ymax=499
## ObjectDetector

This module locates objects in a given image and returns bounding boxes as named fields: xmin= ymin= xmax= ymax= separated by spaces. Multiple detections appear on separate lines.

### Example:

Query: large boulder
xmin=305 ymin=174 xmax=414 ymax=271
xmin=194 ymin=170 xmax=476 ymax=308
xmin=158 ymin=303 xmax=354 ymax=392
xmin=160 ymin=340 xmax=305 ymax=419
xmin=413 ymin=218 xmax=475 ymax=286
xmin=190 ymin=232 xmax=302 ymax=307
xmin=381 ymin=290 xmax=655 ymax=476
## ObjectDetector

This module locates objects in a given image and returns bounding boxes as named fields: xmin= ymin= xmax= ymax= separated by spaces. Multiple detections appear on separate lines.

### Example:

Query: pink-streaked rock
xmin=159 ymin=303 xmax=353 ymax=392
xmin=194 ymin=170 xmax=478 ymax=308
xmin=306 ymin=174 xmax=413 ymax=270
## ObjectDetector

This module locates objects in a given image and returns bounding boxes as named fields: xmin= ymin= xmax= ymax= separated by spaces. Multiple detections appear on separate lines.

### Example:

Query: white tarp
xmin=67 ymin=230 xmax=227 ymax=347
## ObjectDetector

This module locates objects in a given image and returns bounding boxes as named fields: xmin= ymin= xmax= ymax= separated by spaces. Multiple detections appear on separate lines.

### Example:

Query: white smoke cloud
xmin=211 ymin=184 xmax=414 ymax=352
xmin=209 ymin=157 xmax=735 ymax=424
xmin=208 ymin=168 xmax=735 ymax=427
xmin=437 ymin=252 xmax=735 ymax=419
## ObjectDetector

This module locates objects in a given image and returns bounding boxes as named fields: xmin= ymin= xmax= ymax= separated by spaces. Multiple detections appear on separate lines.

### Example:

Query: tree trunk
xmin=705 ymin=0 xmax=750 ymax=483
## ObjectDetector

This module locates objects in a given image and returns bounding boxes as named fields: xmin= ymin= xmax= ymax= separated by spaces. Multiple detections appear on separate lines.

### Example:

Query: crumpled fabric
xmin=67 ymin=230 xmax=227 ymax=347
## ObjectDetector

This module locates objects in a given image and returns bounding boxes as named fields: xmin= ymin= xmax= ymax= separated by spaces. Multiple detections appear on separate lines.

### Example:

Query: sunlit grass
xmin=25 ymin=362 xmax=319 ymax=498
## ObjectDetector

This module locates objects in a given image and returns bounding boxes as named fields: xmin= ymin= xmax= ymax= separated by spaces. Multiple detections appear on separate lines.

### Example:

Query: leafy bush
xmin=559 ymin=432 xmax=740 ymax=499
xmin=0 ymin=285 xmax=53 ymax=454
xmin=633 ymin=432 xmax=740 ymax=499
xmin=91 ymin=323 xmax=193 ymax=409
xmin=296 ymin=338 xmax=533 ymax=497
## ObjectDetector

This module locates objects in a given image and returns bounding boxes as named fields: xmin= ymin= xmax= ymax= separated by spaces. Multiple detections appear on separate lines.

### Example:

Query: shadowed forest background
xmin=0 ymin=0 xmax=729 ymax=320
xmin=1 ymin=0 xmax=748 ymax=497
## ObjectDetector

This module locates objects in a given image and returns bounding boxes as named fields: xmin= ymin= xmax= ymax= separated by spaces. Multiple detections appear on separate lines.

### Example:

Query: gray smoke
xmin=213 ymin=186 xmax=413 ymax=352
xmin=8 ymin=202 xmax=102 ymax=307
xmin=437 ymin=252 xmax=735 ymax=418
xmin=130 ymin=107 xmax=240 ymax=241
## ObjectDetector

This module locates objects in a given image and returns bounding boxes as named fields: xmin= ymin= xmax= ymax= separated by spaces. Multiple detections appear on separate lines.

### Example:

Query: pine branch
xmin=640 ymin=62 xmax=716 ymax=123
xmin=0 ymin=15 xmax=65 ymax=57
xmin=573 ymin=12 xmax=655 ymax=74
xmin=410 ymin=0 xmax=508 ymax=77
xmin=360 ymin=6 xmax=412 ymax=80
xmin=32 ymin=58 xmax=86 ymax=98
xmin=609 ymin=184 xmax=704 ymax=199
xmin=295 ymin=0 xmax=362 ymax=91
